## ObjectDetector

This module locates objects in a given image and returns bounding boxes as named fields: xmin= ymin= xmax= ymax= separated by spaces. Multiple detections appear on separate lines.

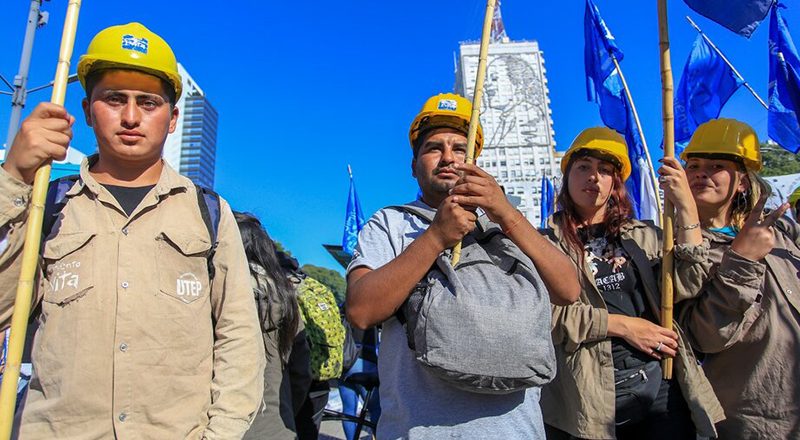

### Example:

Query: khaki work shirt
xmin=0 ymin=156 xmax=265 ymax=439
xmin=678 ymin=219 xmax=800 ymax=439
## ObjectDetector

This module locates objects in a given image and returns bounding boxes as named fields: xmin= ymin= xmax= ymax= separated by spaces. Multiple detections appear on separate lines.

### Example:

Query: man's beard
xmin=428 ymin=179 xmax=456 ymax=194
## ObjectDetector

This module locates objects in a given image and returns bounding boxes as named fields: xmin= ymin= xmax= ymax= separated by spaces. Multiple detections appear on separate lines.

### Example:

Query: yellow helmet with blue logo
xmin=77 ymin=22 xmax=182 ymax=100
xmin=409 ymin=93 xmax=484 ymax=157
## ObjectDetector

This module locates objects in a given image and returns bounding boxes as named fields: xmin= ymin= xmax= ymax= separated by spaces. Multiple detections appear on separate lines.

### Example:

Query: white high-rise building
xmin=455 ymin=6 xmax=561 ymax=225
xmin=164 ymin=63 xmax=218 ymax=188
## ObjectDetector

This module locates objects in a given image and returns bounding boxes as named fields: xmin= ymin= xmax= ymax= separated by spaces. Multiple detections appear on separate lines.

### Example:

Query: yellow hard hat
xmin=561 ymin=127 xmax=632 ymax=181
xmin=409 ymin=93 xmax=484 ymax=158
xmin=680 ymin=118 xmax=761 ymax=171
xmin=789 ymin=186 xmax=800 ymax=207
xmin=77 ymin=23 xmax=182 ymax=100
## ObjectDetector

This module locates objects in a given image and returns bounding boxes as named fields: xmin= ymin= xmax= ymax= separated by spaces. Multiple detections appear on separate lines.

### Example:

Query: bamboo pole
xmin=452 ymin=0 xmax=497 ymax=266
xmin=610 ymin=55 xmax=664 ymax=223
xmin=657 ymin=0 xmax=674 ymax=380
xmin=685 ymin=16 xmax=769 ymax=110
xmin=0 ymin=1 xmax=82 ymax=435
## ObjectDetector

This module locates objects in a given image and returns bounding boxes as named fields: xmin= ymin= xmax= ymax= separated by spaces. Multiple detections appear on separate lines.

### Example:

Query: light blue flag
xmin=769 ymin=2 xmax=800 ymax=153
xmin=342 ymin=171 xmax=366 ymax=255
xmin=584 ymin=0 xmax=660 ymax=223
xmin=684 ymin=0 xmax=774 ymax=38
xmin=540 ymin=177 xmax=555 ymax=229
xmin=674 ymin=34 xmax=744 ymax=154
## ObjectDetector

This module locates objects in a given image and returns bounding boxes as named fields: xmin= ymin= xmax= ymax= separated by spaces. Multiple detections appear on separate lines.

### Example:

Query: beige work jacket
xmin=677 ymin=218 xmax=800 ymax=439
xmin=0 ymin=156 xmax=265 ymax=439
xmin=540 ymin=216 xmax=724 ymax=439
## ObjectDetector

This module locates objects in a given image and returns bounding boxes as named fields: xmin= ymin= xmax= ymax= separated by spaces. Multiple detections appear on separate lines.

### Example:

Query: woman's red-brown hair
xmin=555 ymin=155 xmax=634 ymax=261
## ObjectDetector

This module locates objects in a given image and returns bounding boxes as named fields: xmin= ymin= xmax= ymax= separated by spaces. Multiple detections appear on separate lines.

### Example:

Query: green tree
xmin=273 ymin=240 xmax=292 ymax=257
xmin=302 ymin=264 xmax=346 ymax=304
xmin=761 ymin=142 xmax=800 ymax=177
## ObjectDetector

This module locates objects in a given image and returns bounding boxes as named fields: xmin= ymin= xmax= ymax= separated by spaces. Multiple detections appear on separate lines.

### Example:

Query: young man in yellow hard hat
xmin=0 ymin=23 xmax=265 ymax=438
xmin=345 ymin=93 xmax=579 ymax=438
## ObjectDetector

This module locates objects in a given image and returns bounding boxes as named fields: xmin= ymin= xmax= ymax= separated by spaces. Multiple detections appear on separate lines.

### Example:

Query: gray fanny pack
xmin=393 ymin=204 xmax=556 ymax=394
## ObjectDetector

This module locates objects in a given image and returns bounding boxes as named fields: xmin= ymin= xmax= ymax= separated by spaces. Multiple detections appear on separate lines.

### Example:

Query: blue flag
xmin=684 ymin=0 xmax=774 ymax=38
xmin=585 ymin=0 xmax=627 ymax=131
xmin=584 ymin=0 xmax=660 ymax=223
xmin=674 ymin=35 xmax=744 ymax=154
xmin=769 ymin=3 xmax=800 ymax=153
xmin=539 ymin=177 xmax=555 ymax=229
xmin=342 ymin=174 xmax=366 ymax=255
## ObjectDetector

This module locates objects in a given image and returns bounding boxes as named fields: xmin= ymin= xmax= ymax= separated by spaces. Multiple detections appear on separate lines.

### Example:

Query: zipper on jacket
xmin=615 ymin=368 xmax=648 ymax=386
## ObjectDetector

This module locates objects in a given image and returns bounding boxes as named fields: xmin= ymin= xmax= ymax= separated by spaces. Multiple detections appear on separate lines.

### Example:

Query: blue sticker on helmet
xmin=438 ymin=99 xmax=458 ymax=111
xmin=121 ymin=35 xmax=148 ymax=54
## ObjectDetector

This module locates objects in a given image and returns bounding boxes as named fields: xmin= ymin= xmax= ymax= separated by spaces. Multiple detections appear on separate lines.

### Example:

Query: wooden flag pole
xmin=0 ymin=1 xmax=82 ymax=435
xmin=452 ymin=0 xmax=497 ymax=266
xmin=610 ymin=55 xmax=664 ymax=221
xmin=657 ymin=0 xmax=675 ymax=380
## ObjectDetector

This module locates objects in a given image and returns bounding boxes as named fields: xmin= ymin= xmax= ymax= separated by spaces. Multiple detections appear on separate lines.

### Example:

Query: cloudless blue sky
xmin=1 ymin=1 xmax=797 ymax=272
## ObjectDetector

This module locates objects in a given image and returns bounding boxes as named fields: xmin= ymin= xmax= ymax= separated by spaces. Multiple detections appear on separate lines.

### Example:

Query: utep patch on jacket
xmin=122 ymin=34 xmax=148 ymax=54
xmin=49 ymin=260 xmax=82 ymax=293
xmin=438 ymin=99 xmax=458 ymax=111
xmin=176 ymin=273 xmax=203 ymax=302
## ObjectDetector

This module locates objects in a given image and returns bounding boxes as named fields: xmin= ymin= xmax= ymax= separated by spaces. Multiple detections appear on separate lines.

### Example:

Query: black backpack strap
xmin=194 ymin=184 xmax=221 ymax=281
xmin=42 ymin=174 xmax=80 ymax=240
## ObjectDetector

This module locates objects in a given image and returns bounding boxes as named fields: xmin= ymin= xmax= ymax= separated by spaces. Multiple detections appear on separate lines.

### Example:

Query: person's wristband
xmin=677 ymin=222 xmax=700 ymax=231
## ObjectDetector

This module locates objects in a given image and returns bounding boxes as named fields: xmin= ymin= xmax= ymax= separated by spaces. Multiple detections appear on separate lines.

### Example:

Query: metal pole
xmin=5 ymin=0 xmax=45 ymax=149
xmin=658 ymin=0 xmax=675 ymax=380
xmin=0 ymin=1 xmax=82 ymax=435
xmin=685 ymin=16 xmax=768 ymax=110
xmin=611 ymin=55 xmax=664 ymax=223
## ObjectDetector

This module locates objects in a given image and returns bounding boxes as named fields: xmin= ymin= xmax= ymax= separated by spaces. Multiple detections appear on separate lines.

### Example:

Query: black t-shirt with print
xmin=581 ymin=225 xmax=654 ymax=368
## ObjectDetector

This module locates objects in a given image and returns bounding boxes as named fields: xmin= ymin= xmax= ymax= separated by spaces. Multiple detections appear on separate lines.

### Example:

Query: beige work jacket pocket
xmin=157 ymin=229 xmax=212 ymax=304
xmin=41 ymin=231 xmax=96 ymax=305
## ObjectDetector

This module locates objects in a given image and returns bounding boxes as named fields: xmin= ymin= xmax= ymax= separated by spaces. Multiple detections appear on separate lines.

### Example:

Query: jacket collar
xmin=548 ymin=212 xmax=662 ymax=316
xmin=546 ymin=212 xmax=648 ymax=247
xmin=701 ymin=227 xmax=735 ymax=244
xmin=69 ymin=153 xmax=190 ymax=198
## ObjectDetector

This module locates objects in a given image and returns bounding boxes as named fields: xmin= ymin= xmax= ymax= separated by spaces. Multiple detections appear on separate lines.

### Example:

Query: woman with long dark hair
xmin=540 ymin=128 xmax=723 ymax=439
xmin=675 ymin=119 xmax=799 ymax=439
xmin=236 ymin=212 xmax=309 ymax=440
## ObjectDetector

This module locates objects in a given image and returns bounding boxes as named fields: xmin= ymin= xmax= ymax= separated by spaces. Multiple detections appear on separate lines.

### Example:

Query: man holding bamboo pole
xmin=346 ymin=93 xmax=579 ymax=439
xmin=0 ymin=23 xmax=264 ymax=438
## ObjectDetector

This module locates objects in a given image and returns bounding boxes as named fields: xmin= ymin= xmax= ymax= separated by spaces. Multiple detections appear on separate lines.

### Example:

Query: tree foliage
xmin=302 ymin=264 xmax=346 ymax=304
xmin=273 ymin=240 xmax=292 ymax=257
xmin=271 ymin=241 xmax=344 ymax=303
xmin=761 ymin=143 xmax=800 ymax=177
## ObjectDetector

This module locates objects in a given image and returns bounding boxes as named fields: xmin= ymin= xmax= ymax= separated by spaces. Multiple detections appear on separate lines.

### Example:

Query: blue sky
xmin=1 ymin=1 xmax=797 ymax=273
